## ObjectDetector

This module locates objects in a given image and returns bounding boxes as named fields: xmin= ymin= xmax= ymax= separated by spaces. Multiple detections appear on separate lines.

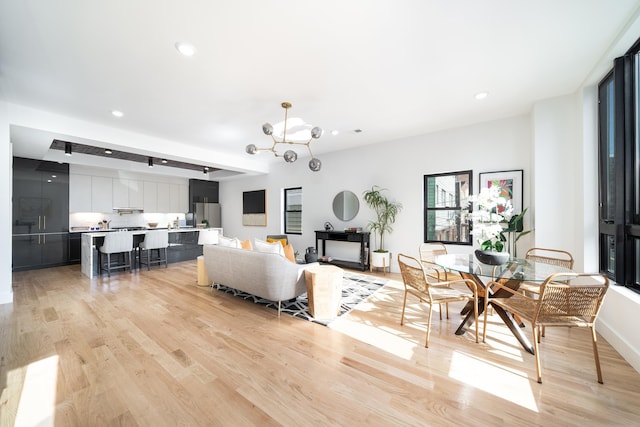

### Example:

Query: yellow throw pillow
xmin=267 ymin=237 xmax=287 ymax=248
xmin=240 ymin=239 xmax=253 ymax=251
xmin=283 ymin=243 xmax=296 ymax=263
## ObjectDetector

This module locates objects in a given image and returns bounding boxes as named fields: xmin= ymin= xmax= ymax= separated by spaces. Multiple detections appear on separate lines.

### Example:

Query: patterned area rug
xmin=214 ymin=271 xmax=388 ymax=325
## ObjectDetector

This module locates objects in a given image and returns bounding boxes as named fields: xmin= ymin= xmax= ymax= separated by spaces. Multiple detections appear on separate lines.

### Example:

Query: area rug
xmin=213 ymin=271 xmax=388 ymax=325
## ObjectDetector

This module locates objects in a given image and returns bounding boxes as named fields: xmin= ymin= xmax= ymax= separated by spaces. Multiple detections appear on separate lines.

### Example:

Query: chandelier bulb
xmin=245 ymin=144 xmax=257 ymax=155
xmin=262 ymin=123 xmax=273 ymax=136
xmin=283 ymin=150 xmax=298 ymax=163
xmin=309 ymin=158 xmax=321 ymax=172
xmin=311 ymin=126 xmax=323 ymax=139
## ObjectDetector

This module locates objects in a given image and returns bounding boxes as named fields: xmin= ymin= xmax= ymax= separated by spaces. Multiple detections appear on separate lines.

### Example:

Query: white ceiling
xmin=1 ymin=0 xmax=639 ymax=178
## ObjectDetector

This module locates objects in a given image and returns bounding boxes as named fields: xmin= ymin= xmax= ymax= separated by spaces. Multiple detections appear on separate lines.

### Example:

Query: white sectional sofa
xmin=202 ymin=244 xmax=318 ymax=314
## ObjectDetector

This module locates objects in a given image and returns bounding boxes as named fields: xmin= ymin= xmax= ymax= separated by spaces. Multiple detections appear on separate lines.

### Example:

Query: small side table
xmin=196 ymin=255 xmax=211 ymax=287
xmin=304 ymin=265 xmax=344 ymax=320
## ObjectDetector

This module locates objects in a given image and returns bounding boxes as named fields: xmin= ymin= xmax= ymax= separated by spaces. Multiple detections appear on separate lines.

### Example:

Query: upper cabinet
xmin=69 ymin=169 xmax=190 ymax=214
xmin=113 ymin=179 xmax=143 ymax=208
xmin=189 ymin=179 xmax=219 ymax=207
xmin=13 ymin=157 xmax=69 ymax=233
xmin=143 ymin=181 xmax=157 ymax=212
xmin=91 ymin=176 xmax=113 ymax=213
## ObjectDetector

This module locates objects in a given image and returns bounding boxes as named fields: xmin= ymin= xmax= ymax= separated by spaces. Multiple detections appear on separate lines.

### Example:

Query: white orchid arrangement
xmin=468 ymin=186 xmax=514 ymax=252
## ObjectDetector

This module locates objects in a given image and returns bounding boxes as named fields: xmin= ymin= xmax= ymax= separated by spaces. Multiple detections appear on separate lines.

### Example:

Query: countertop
xmin=82 ymin=227 xmax=211 ymax=237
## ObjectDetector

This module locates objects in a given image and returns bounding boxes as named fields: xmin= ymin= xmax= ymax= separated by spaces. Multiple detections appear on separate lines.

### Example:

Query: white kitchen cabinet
xmin=91 ymin=176 xmax=113 ymax=213
xmin=112 ymin=179 xmax=128 ymax=208
xmin=157 ymin=182 xmax=171 ymax=213
xmin=129 ymin=180 xmax=143 ymax=208
xmin=113 ymin=179 xmax=144 ymax=208
xmin=170 ymin=184 xmax=189 ymax=213
xmin=143 ymin=181 xmax=157 ymax=212
xmin=69 ymin=173 xmax=92 ymax=212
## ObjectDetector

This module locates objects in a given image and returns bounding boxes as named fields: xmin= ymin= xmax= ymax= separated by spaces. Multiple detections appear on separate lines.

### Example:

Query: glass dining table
xmin=434 ymin=253 xmax=574 ymax=354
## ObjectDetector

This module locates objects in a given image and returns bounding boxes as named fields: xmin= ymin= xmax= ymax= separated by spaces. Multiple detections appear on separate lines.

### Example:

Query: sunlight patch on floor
xmin=14 ymin=355 xmax=59 ymax=427
xmin=330 ymin=317 xmax=416 ymax=360
xmin=449 ymin=350 xmax=538 ymax=412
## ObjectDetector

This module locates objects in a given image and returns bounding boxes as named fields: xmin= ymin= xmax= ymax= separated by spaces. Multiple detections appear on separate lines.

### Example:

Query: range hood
xmin=113 ymin=207 xmax=144 ymax=214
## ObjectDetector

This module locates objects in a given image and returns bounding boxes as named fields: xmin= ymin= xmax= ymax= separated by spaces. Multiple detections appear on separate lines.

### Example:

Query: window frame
xmin=598 ymin=38 xmax=640 ymax=294
xmin=284 ymin=187 xmax=302 ymax=235
xmin=423 ymin=170 xmax=472 ymax=245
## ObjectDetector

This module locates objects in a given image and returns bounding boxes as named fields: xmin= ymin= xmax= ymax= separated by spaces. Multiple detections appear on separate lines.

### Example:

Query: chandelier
xmin=245 ymin=102 xmax=324 ymax=171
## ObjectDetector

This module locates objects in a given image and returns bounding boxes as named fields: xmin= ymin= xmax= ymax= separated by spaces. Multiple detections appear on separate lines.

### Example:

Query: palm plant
xmin=363 ymin=186 xmax=402 ymax=252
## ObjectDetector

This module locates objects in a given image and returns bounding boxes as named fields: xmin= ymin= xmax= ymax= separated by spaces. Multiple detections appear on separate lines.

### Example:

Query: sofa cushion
xmin=254 ymin=238 xmax=284 ymax=256
xmin=219 ymin=235 xmax=241 ymax=248
xmin=267 ymin=237 xmax=288 ymax=248
xmin=283 ymin=243 xmax=296 ymax=263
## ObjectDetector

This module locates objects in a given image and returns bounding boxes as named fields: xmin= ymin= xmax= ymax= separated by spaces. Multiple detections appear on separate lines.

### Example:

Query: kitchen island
xmin=81 ymin=228 xmax=222 ymax=278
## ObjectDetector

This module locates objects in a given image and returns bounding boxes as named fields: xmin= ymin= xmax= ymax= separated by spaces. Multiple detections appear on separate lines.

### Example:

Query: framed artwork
xmin=478 ymin=169 xmax=523 ymax=214
xmin=242 ymin=189 xmax=267 ymax=226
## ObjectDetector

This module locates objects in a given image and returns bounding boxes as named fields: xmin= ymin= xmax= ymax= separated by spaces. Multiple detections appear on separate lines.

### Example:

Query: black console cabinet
xmin=315 ymin=230 xmax=370 ymax=271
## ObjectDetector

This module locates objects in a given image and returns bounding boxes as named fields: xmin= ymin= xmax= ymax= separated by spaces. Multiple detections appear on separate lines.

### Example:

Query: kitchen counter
xmin=81 ymin=228 xmax=222 ymax=278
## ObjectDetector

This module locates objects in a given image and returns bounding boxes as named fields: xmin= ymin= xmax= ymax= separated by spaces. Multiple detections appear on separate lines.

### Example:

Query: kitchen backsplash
xmin=70 ymin=212 xmax=186 ymax=231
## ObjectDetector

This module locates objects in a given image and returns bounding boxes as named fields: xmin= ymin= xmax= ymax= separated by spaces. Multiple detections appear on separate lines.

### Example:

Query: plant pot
xmin=474 ymin=249 xmax=509 ymax=265
xmin=370 ymin=251 xmax=391 ymax=270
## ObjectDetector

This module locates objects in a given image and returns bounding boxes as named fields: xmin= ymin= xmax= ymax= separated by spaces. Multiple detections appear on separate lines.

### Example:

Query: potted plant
xmin=468 ymin=186 xmax=518 ymax=265
xmin=363 ymin=186 xmax=403 ymax=269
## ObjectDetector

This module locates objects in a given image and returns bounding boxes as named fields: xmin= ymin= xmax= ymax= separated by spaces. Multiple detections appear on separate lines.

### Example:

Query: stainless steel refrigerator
xmin=194 ymin=203 xmax=221 ymax=227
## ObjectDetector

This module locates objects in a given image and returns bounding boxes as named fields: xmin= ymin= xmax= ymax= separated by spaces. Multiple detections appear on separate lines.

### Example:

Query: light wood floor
xmin=2 ymin=261 xmax=640 ymax=426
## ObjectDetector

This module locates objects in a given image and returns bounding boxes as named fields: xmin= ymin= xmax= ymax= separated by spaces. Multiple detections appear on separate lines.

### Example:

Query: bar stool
xmin=139 ymin=229 xmax=169 ymax=270
xmin=99 ymin=232 xmax=134 ymax=277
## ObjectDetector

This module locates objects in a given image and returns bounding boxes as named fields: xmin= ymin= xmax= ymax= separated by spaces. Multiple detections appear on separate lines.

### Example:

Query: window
xmin=284 ymin=187 xmax=302 ymax=235
xmin=424 ymin=170 xmax=472 ymax=244
xmin=598 ymin=38 xmax=640 ymax=293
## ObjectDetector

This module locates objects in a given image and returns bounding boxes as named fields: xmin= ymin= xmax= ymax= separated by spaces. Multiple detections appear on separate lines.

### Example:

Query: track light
xmin=148 ymin=157 xmax=153 ymax=168
xmin=65 ymin=142 xmax=72 ymax=156
xmin=203 ymin=166 xmax=209 ymax=174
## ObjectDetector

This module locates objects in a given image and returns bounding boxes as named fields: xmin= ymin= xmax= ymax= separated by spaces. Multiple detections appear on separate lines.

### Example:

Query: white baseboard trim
xmin=597 ymin=285 xmax=640 ymax=375
xmin=0 ymin=289 xmax=13 ymax=305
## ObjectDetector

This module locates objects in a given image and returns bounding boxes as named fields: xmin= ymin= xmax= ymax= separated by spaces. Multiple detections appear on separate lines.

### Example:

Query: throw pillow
xmin=283 ymin=243 xmax=296 ymax=263
xmin=218 ymin=235 xmax=241 ymax=248
xmin=267 ymin=237 xmax=287 ymax=248
xmin=254 ymin=238 xmax=284 ymax=256
xmin=240 ymin=239 xmax=253 ymax=251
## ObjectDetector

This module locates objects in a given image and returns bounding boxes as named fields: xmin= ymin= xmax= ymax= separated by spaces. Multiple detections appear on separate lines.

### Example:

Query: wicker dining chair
xmin=398 ymin=253 xmax=479 ymax=348
xmin=418 ymin=243 xmax=462 ymax=319
xmin=520 ymin=247 xmax=575 ymax=334
xmin=483 ymin=272 xmax=609 ymax=383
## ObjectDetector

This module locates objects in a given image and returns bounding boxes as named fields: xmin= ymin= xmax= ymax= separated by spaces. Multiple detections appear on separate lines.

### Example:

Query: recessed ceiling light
xmin=161 ymin=159 xmax=168 ymax=164
xmin=475 ymin=92 xmax=489 ymax=100
xmin=175 ymin=41 xmax=196 ymax=57
xmin=112 ymin=110 xmax=124 ymax=117
xmin=331 ymin=130 xmax=339 ymax=136
xmin=104 ymin=148 xmax=113 ymax=154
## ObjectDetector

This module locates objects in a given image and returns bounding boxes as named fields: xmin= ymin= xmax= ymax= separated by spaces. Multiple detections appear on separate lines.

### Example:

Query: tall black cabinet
xmin=12 ymin=157 xmax=70 ymax=271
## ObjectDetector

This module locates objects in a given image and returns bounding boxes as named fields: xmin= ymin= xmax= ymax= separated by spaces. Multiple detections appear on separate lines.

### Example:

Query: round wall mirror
xmin=333 ymin=191 xmax=359 ymax=221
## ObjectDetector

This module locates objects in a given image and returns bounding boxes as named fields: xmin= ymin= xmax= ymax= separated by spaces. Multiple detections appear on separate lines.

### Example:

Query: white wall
xmin=220 ymin=114 xmax=532 ymax=270
xmin=0 ymin=101 xmax=13 ymax=304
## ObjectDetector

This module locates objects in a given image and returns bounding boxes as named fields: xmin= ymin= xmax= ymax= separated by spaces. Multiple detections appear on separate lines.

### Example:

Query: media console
xmin=315 ymin=230 xmax=370 ymax=271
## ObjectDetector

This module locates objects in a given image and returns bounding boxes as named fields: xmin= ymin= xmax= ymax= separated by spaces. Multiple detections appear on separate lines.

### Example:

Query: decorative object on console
xmin=245 ymin=102 xmax=324 ymax=171
xmin=324 ymin=222 xmax=333 ymax=231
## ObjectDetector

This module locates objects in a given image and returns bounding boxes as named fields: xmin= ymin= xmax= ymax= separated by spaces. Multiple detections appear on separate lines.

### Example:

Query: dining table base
xmin=456 ymin=299 xmax=535 ymax=355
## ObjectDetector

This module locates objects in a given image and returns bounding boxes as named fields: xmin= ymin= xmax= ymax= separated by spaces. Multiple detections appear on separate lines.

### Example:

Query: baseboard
xmin=0 ymin=289 xmax=13 ymax=305
xmin=597 ymin=285 xmax=640 ymax=374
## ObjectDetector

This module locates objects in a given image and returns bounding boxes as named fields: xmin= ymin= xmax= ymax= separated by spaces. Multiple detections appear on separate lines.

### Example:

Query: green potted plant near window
xmin=363 ymin=186 xmax=403 ymax=270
